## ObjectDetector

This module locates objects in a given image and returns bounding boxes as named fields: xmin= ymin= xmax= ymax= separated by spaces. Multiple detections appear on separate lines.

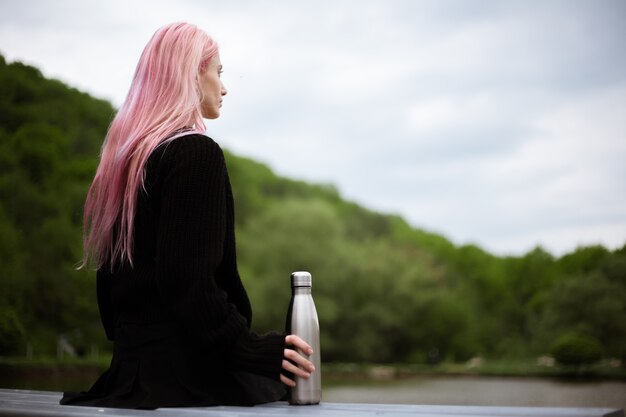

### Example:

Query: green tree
xmin=533 ymin=273 xmax=626 ymax=358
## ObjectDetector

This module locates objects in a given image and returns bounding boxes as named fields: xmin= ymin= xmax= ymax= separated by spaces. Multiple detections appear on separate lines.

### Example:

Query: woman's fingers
xmin=282 ymin=358 xmax=311 ymax=379
xmin=284 ymin=348 xmax=315 ymax=372
xmin=281 ymin=356 xmax=311 ymax=388
xmin=282 ymin=335 xmax=316 ymax=387
xmin=285 ymin=335 xmax=314 ymax=355
xmin=280 ymin=374 xmax=295 ymax=387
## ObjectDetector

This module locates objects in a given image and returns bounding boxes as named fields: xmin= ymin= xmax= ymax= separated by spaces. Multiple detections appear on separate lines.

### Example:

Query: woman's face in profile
xmin=199 ymin=53 xmax=227 ymax=119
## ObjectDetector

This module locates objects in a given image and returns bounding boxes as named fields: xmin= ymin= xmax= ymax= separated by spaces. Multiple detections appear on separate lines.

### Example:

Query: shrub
xmin=550 ymin=333 xmax=603 ymax=366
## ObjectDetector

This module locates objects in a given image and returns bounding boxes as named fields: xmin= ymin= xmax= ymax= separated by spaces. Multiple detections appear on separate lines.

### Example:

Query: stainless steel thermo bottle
xmin=285 ymin=271 xmax=321 ymax=405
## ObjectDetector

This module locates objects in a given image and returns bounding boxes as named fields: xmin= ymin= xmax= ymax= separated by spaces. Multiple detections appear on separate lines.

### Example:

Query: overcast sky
xmin=1 ymin=0 xmax=625 ymax=256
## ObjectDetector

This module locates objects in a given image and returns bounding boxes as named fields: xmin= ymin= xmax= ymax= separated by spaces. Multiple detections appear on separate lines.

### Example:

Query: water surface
xmin=324 ymin=375 xmax=626 ymax=409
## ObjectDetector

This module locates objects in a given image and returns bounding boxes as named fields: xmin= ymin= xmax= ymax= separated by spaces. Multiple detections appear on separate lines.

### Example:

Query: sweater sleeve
xmin=215 ymin=172 xmax=253 ymax=328
xmin=154 ymin=135 xmax=285 ymax=380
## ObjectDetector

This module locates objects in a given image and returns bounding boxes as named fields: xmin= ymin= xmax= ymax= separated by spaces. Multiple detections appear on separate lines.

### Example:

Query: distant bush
xmin=551 ymin=334 xmax=603 ymax=366
xmin=0 ymin=309 xmax=25 ymax=355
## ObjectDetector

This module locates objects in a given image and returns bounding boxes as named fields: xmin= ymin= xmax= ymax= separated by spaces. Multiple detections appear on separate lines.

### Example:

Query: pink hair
xmin=82 ymin=22 xmax=218 ymax=269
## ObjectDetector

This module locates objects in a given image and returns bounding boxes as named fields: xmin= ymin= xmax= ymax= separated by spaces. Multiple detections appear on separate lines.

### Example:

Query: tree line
xmin=1 ymin=55 xmax=625 ymax=365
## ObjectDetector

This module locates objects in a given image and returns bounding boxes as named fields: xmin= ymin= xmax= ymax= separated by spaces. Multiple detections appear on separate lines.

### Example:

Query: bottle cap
xmin=291 ymin=271 xmax=312 ymax=287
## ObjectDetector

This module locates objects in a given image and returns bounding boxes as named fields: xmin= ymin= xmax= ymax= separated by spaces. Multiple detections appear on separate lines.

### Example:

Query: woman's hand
xmin=280 ymin=335 xmax=316 ymax=387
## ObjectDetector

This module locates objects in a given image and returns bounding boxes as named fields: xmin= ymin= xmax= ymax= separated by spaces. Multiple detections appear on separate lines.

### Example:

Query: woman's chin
xmin=202 ymin=111 xmax=220 ymax=120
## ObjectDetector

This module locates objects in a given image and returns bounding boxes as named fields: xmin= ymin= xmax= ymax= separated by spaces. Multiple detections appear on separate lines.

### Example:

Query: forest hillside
xmin=1 ymin=55 xmax=625 ymax=365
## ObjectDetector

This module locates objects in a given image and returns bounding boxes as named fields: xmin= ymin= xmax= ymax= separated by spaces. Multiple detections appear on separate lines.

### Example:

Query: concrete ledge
xmin=0 ymin=389 xmax=623 ymax=417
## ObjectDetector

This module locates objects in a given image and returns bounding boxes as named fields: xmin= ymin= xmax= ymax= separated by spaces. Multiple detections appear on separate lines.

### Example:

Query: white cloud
xmin=406 ymin=93 xmax=504 ymax=133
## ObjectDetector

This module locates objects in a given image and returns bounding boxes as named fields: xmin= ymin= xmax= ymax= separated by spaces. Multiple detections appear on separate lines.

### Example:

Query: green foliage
xmin=0 ymin=54 xmax=625 ymax=367
xmin=532 ymin=272 xmax=626 ymax=357
xmin=0 ymin=56 xmax=111 ymax=355
xmin=558 ymin=245 xmax=610 ymax=276
xmin=551 ymin=333 xmax=603 ymax=366
xmin=0 ymin=308 xmax=25 ymax=355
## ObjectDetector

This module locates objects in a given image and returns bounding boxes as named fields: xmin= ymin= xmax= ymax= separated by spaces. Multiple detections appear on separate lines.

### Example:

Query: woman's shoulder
xmin=164 ymin=133 xmax=222 ymax=154
xmin=145 ymin=134 xmax=225 ymax=182
xmin=152 ymin=134 xmax=224 ymax=164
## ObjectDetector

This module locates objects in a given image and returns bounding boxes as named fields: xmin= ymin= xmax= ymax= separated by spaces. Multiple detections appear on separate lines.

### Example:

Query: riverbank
xmin=323 ymin=359 xmax=626 ymax=385
xmin=0 ymin=356 xmax=111 ymax=391
xmin=2 ymin=356 xmax=625 ymax=392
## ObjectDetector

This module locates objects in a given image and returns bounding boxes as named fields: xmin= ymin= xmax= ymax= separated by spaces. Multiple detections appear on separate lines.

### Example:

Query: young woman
xmin=60 ymin=22 xmax=315 ymax=409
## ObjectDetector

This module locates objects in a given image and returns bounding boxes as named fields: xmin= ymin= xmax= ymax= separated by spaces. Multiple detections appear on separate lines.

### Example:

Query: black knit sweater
xmin=96 ymin=134 xmax=285 ymax=381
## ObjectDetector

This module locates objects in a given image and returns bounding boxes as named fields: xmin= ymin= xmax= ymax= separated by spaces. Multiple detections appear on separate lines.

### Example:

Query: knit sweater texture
xmin=96 ymin=134 xmax=285 ymax=380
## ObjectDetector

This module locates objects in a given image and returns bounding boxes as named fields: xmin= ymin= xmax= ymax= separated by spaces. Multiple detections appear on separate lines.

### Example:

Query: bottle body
xmin=286 ymin=272 xmax=321 ymax=405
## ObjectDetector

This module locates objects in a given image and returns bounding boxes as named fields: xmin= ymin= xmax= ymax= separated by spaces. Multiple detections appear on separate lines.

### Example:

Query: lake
xmin=324 ymin=375 xmax=626 ymax=409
